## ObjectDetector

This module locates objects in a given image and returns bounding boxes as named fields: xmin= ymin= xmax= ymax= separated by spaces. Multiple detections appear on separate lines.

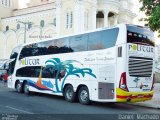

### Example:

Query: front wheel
xmin=63 ymin=85 xmax=76 ymax=102
xmin=78 ymin=86 xmax=90 ymax=105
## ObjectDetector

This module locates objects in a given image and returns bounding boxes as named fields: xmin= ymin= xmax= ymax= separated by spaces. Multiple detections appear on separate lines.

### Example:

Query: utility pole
xmin=17 ymin=21 xmax=33 ymax=43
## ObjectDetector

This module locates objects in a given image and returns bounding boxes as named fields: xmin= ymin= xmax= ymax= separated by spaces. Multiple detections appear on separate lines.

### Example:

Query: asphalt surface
xmin=0 ymin=81 xmax=160 ymax=120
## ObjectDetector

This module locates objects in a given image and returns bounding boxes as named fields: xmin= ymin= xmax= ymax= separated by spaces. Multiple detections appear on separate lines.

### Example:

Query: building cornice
xmin=1 ymin=8 xmax=55 ymax=21
xmin=13 ymin=2 xmax=56 ymax=16
xmin=119 ymin=8 xmax=137 ymax=18
xmin=97 ymin=0 xmax=120 ymax=8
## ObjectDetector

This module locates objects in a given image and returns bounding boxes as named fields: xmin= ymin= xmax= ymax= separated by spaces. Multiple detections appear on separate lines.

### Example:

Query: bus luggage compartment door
xmin=98 ymin=82 xmax=114 ymax=99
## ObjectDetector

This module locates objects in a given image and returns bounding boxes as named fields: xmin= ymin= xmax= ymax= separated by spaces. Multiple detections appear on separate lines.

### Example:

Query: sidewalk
xmin=131 ymin=83 xmax=160 ymax=109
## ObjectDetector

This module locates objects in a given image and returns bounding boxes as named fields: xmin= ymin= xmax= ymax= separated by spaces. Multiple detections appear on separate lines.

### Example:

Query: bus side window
xmin=16 ymin=66 xmax=41 ymax=78
xmin=88 ymin=31 xmax=103 ymax=50
xmin=42 ymin=66 xmax=57 ymax=78
xmin=70 ymin=34 xmax=88 ymax=52
xmin=101 ymin=28 xmax=119 ymax=48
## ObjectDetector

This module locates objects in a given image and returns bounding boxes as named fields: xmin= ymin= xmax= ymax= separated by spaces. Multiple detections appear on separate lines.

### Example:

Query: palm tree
xmin=45 ymin=58 xmax=82 ymax=92
xmin=45 ymin=58 xmax=97 ymax=92
xmin=60 ymin=63 xmax=96 ymax=91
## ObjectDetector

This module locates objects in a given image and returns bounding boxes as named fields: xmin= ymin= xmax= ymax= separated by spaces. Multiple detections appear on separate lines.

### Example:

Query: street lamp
xmin=17 ymin=21 xmax=33 ymax=43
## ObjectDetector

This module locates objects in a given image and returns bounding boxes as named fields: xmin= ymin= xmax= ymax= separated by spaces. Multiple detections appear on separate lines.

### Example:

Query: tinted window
xmin=19 ymin=38 xmax=73 ymax=59
xmin=42 ymin=66 xmax=57 ymax=78
xmin=88 ymin=28 xmax=119 ymax=50
xmin=127 ymin=26 xmax=154 ymax=46
xmin=88 ymin=31 xmax=103 ymax=50
xmin=42 ymin=66 xmax=66 ymax=79
xmin=101 ymin=28 xmax=119 ymax=48
xmin=16 ymin=66 xmax=41 ymax=78
xmin=70 ymin=34 xmax=88 ymax=52
xmin=19 ymin=28 xmax=119 ymax=59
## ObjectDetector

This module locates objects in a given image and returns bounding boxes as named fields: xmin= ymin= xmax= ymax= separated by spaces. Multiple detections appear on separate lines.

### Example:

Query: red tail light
xmin=151 ymin=74 xmax=155 ymax=91
xmin=119 ymin=72 xmax=129 ymax=92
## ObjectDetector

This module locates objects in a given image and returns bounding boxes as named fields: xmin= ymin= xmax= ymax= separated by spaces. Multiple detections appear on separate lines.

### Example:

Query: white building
xmin=0 ymin=0 xmax=136 ymax=59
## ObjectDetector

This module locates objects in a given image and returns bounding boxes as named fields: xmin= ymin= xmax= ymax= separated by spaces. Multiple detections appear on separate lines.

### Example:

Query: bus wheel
xmin=23 ymin=82 xmax=30 ymax=95
xmin=63 ymin=85 xmax=76 ymax=102
xmin=16 ymin=81 xmax=22 ymax=93
xmin=78 ymin=86 xmax=90 ymax=105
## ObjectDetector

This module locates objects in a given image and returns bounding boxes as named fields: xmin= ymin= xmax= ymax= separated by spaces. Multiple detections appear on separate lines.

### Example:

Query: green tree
xmin=139 ymin=0 xmax=160 ymax=36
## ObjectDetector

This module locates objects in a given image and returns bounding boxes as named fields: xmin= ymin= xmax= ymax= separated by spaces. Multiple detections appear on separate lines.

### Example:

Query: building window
xmin=28 ymin=23 xmax=32 ymax=29
xmin=2 ymin=0 xmax=10 ymax=7
xmin=66 ymin=13 xmax=69 ymax=29
xmin=6 ymin=26 xmax=9 ymax=31
xmin=17 ymin=24 xmax=20 ymax=30
xmin=53 ymin=18 xmax=56 ymax=27
xmin=5 ymin=0 xmax=7 ymax=6
xmin=40 ymin=20 xmax=45 ymax=27
xmin=70 ymin=12 xmax=73 ymax=28
xmin=66 ymin=11 xmax=73 ymax=29
xmin=8 ymin=0 xmax=10 ymax=7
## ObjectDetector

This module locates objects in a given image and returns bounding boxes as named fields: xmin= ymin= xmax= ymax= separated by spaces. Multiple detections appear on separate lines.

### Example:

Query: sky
xmin=19 ymin=0 xmax=160 ymax=45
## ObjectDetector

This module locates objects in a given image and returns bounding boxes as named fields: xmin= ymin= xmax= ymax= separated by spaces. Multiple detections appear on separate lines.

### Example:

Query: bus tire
xmin=15 ymin=81 xmax=22 ymax=93
xmin=63 ymin=85 xmax=76 ymax=102
xmin=78 ymin=86 xmax=90 ymax=105
xmin=23 ymin=82 xmax=30 ymax=95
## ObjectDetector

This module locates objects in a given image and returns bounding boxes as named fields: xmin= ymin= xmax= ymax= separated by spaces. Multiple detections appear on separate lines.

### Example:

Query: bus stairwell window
xmin=118 ymin=47 xmax=122 ymax=57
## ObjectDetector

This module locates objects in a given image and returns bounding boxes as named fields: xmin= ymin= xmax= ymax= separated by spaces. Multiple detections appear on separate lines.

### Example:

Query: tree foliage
xmin=139 ymin=0 xmax=160 ymax=36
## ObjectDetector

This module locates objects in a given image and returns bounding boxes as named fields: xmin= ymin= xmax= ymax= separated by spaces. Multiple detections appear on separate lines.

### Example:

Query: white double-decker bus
xmin=7 ymin=24 xmax=155 ymax=104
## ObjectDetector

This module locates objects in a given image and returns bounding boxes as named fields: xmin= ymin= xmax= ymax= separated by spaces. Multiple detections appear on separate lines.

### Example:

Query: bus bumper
xmin=116 ymin=88 xmax=154 ymax=102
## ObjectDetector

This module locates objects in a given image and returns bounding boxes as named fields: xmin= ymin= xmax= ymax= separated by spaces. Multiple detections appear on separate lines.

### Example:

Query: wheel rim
xmin=16 ymin=83 xmax=21 ymax=92
xmin=80 ymin=90 xmax=88 ymax=102
xmin=24 ymin=83 xmax=29 ymax=94
xmin=66 ymin=89 xmax=73 ymax=100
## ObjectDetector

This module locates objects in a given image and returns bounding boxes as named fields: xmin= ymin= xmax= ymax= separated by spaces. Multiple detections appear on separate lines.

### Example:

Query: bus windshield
xmin=8 ymin=46 xmax=21 ymax=75
xmin=127 ymin=26 xmax=155 ymax=46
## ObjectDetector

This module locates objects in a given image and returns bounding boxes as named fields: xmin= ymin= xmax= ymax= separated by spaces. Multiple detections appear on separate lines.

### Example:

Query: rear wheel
xmin=15 ymin=81 xmax=22 ymax=93
xmin=23 ymin=82 xmax=30 ymax=95
xmin=78 ymin=86 xmax=90 ymax=105
xmin=63 ymin=85 xmax=76 ymax=102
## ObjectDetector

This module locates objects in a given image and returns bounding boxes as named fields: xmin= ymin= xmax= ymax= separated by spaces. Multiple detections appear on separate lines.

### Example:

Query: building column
xmin=91 ymin=0 xmax=97 ymax=30
xmin=55 ymin=0 xmax=62 ymax=36
xmin=114 ymin=14 xmax=119 ymax=25
xmin=104 ymin=10 xmax=109 ymax=27
xmin=74 ymin=0 xmax=85 ymax=33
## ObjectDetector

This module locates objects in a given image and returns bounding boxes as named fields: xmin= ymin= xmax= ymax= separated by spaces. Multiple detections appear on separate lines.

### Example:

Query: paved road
xmin=0 ymin=81 xmax=160 ymax=120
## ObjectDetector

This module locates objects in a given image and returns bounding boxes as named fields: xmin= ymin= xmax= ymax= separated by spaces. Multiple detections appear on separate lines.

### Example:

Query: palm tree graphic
xmin=45 ymin=58 xmax=97 ymax=92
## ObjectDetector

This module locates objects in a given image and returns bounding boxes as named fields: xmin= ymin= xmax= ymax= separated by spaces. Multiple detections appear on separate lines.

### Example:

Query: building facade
xmin=0 ymin=0 xmax=136 ymax=59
